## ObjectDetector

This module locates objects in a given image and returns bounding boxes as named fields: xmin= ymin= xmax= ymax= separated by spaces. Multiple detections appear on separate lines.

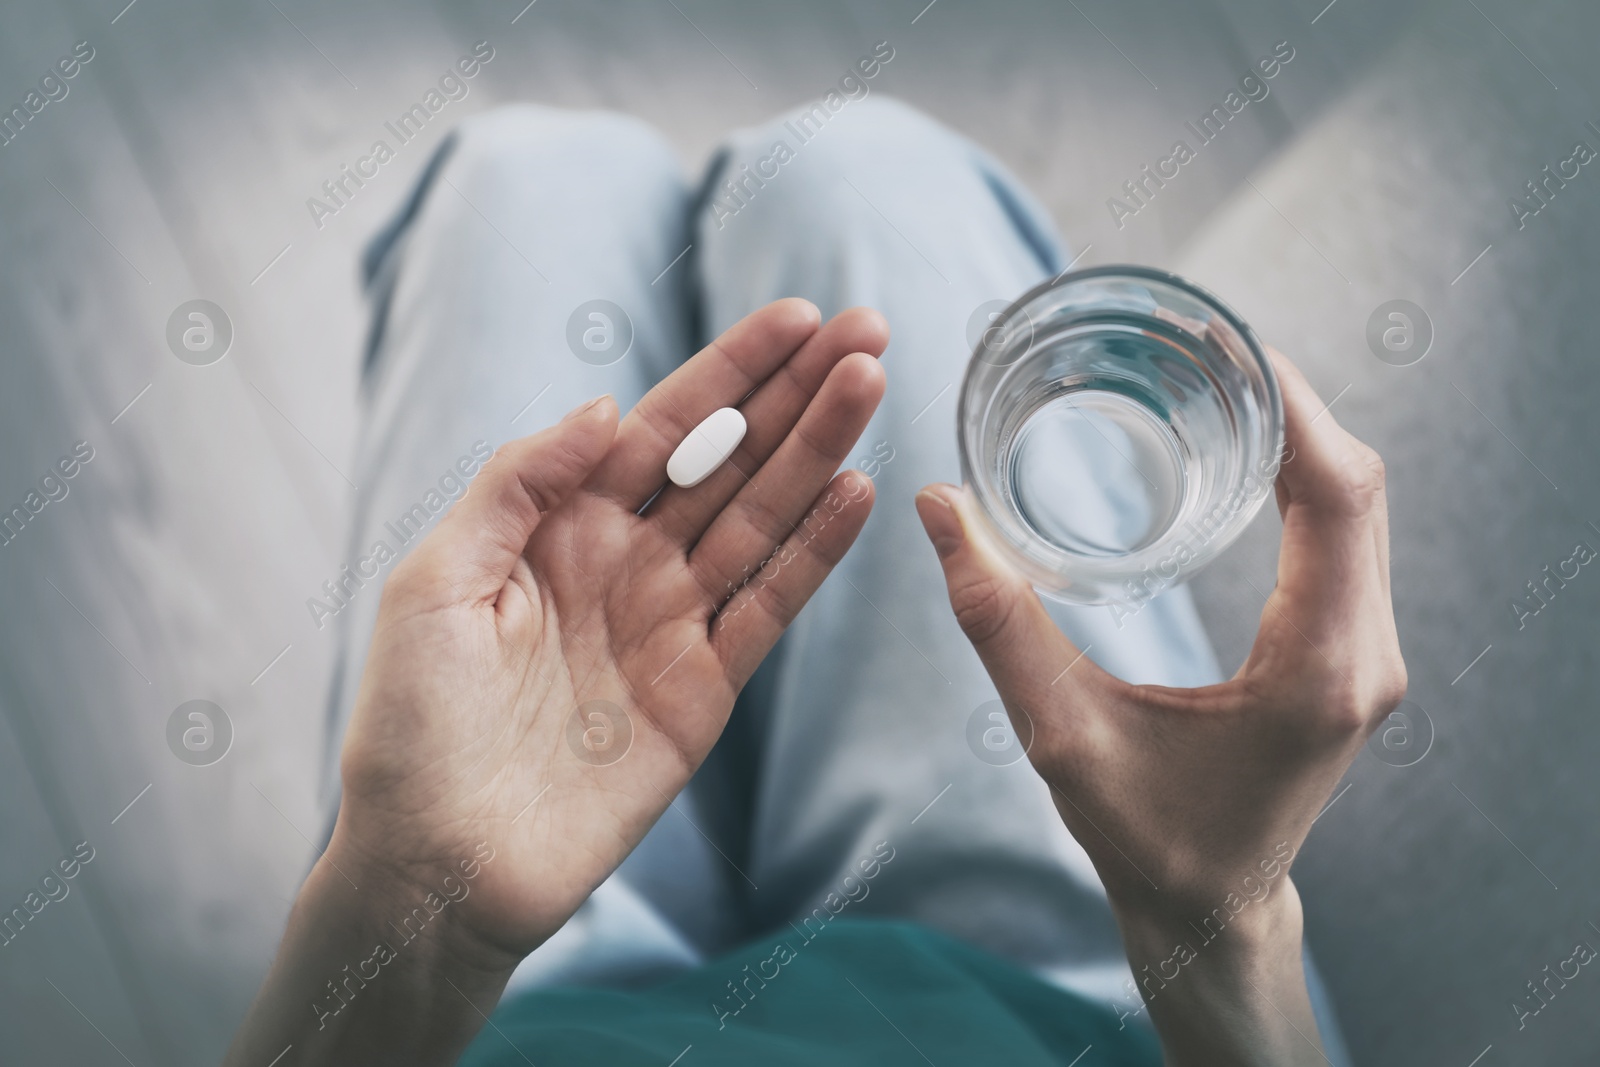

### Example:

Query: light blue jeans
xmin=332 ymin=96 xmax=1350 ymax=1064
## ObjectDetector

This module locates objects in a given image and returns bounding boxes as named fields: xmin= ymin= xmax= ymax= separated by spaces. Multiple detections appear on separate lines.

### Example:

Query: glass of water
xmin=957 ymin=266 xmax=1284 ymax=606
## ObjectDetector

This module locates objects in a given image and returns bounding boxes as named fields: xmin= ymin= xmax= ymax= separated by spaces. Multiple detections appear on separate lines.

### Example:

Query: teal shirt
xmin=460 ymin=920 xmax=1160 ymax=1066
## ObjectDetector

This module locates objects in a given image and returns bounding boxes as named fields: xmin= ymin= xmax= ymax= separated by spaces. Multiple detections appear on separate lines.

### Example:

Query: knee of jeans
xmin=701 ymin=95 xmax=969 ymax=225
xmin=446 ymin=103 xmax=683 ymax=214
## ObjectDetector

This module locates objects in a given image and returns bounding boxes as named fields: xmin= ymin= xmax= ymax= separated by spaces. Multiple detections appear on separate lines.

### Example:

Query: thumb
xmin=914 ymin=484 xmax=1085 ymax=698
xmin=411 ymin=394 xmax=619 ymax=602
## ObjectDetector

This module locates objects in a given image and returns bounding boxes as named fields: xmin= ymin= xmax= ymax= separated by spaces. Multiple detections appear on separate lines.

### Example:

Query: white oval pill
xmin=667 ymin=406 xmax=747 ymax=488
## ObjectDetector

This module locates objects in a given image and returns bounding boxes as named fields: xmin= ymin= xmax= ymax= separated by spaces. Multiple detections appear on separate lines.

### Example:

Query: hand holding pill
xmin=328 ymin=299 xmax=887 ymax=980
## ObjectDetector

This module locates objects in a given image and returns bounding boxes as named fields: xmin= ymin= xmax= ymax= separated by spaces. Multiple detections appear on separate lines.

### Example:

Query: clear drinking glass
xmin=957 ymin=266 xmax=1284 ymax=607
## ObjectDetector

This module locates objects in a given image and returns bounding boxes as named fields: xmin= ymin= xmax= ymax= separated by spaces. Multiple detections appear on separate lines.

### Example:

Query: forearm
xmin=1113 ymin=883 xmax=1327 ymax=1067
xmin=223 ymin=843 xmax=520 ymax=1067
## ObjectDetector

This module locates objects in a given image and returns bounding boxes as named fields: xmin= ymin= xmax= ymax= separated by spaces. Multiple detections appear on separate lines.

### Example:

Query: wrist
xmin=317 ymin=827 xmax=524 ymax=987
xmin=1105 ymin=837 xmax=1305 ymax=965
xmin=224 ymin=836 xmax=520 ymax=1067
xmin=1111 ymin=882 xmax=1325 ymax=1067
xmin=1114 ymin=876 xmax=1303 ymax=980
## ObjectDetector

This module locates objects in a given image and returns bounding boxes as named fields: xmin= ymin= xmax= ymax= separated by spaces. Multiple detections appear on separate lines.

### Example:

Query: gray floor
xmin=0 ymin=0 xmax=1594 ymax=1063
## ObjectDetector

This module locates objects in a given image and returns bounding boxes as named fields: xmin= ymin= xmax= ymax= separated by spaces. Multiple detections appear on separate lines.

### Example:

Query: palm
xmin=529 ymin=491 xmax=739 ymax=760
xmin=335 ymin=301 xmax=887 ymax=955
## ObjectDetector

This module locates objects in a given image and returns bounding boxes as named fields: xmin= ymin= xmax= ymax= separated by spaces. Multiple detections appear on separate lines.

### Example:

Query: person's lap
xmin=335 ymin=94 xmax=1348 ymax=1063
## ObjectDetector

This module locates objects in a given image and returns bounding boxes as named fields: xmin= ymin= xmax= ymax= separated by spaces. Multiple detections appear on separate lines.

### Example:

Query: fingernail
xmin=916 ymin=488 xmax=964 ymax=558
xmin=563 ymin=394 xmax=610 ymax=422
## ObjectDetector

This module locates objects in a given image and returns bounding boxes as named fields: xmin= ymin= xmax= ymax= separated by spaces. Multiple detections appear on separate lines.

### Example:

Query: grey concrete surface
xmin=0 ymin=0 xmax=1592 ymax=1063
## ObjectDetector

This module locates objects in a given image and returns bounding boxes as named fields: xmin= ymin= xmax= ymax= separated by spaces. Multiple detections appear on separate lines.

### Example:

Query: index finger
xmin=1269 ymin=347 xmax=1392 ymax=592
xmin=1256 ymin=347 xmax=1398 ymax=679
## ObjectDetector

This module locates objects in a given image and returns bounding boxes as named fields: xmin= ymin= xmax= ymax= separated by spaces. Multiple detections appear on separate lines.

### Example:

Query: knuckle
xmin=516 ymin=471 xmax=558 ymax=518
xmin=1326 ymin=442 xmax=1387 ymax=516
xmin=743 ymin=491 xmax=796 ymax=547
xmin=949 ymin=573 xmax=1010 ymax=645
xmin=752 ymin=579 xmax=802 ymax=633
xmin=1323 ymin=663 xmax=1409 ymax=738
xmin=1325 ymin=694 xmax=1370 ymax=736
xmin=1374 ymin=657 xmax=1409 ymax=718
xmin=1361 ymin=445 xmax=1387 ymax=487
xmin=793 ymin=418 xmax=837 ymax=464
xmin=1269 ymin=669 xmax=1366 ymax=736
